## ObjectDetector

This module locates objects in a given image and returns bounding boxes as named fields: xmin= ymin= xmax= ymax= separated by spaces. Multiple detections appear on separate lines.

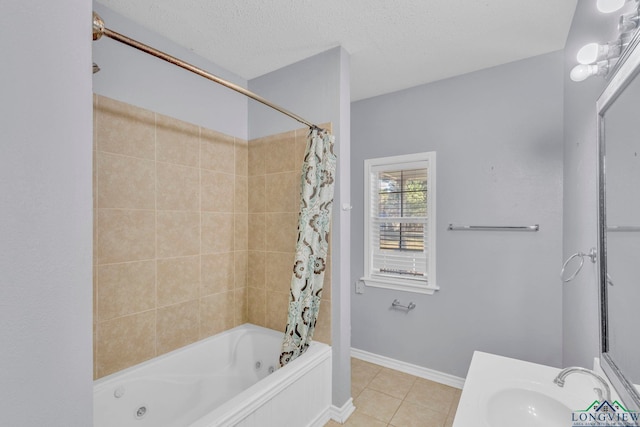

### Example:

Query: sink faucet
xmin=553 ymin=367 xmax=611 ymax=403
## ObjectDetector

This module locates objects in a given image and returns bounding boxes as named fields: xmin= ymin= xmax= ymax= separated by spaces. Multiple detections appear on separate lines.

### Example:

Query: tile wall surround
xmin=246 ymin=126 xmax=332 ymax=346
xmin=93 ymin=94 xmax=331 ymax=379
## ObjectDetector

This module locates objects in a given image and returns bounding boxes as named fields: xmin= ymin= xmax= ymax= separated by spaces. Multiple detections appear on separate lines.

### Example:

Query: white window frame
xmin=362 ymin=152 xmax=438 ymax=294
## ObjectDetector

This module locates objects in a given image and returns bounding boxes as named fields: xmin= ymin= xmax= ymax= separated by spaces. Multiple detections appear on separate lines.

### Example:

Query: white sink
xmin=485 ymin=388 xmax=571 ymax=427
xmin=452 ymin=352 xmax=617 ymax=427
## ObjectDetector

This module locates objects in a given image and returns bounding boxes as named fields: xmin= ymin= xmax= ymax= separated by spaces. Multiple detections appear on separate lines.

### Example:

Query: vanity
xmin=453 ymin=352 xmax=626 ymax=427
xmin=453 ymin=2 xmax=640 ymax=425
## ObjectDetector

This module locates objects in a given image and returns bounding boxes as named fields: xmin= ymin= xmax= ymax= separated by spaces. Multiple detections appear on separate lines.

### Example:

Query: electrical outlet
xmin=355 ymin=281 xmax=365 ymax=294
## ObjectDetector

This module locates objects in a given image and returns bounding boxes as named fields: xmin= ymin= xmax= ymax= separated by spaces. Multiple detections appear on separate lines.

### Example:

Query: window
xmin=362 ymin=152 xmax=437 ymax=294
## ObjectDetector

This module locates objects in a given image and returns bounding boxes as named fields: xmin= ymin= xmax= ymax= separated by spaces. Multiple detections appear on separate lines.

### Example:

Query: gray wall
xmin=249 ymin=47 xmax=352 ymax=408
xmin=248 ymin=47 xmax=343 ymax=140
xmin=351 ymin=52 xmax=564 ymax=378
xmin=562 ymin=1 xmax=621 ymax=368
xmin=92 ymin=2 xmax=248 ymax=140
xmin=1 ymin=1 xmax=93 ymax=425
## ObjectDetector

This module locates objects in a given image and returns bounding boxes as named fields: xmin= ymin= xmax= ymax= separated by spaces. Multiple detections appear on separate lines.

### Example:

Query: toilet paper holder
xmin=392 ymin=299 xmax=416 ymax=310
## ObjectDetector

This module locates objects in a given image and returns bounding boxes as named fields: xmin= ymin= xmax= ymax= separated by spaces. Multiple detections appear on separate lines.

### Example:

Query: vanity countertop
xmin=452 ymin=351 xmax=621 ymax=427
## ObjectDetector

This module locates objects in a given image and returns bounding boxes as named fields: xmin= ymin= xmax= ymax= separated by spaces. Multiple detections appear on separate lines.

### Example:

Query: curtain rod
xmin=92 ymin=12 xmax=319 ymax=130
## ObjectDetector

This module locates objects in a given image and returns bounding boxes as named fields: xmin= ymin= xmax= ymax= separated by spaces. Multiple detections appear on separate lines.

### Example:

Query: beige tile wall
xmin=93 ymin=95 xmax=248 ymax=379
xmin=247 ymin=127 xmax=332 ymax=345
xmin=93 ymin=95 xmax=332 ymax=379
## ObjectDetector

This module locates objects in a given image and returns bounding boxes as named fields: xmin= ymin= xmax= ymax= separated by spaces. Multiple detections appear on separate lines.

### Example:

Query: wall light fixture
xmin=571 ymin=0 xmax=639 ymax=81
xmin=619 ymin=9 xmax=640 ymax=32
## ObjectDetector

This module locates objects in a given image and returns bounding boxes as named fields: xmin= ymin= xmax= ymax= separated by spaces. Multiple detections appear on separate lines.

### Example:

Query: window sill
xmin=360 ymin=277 xmax=439 ymax=295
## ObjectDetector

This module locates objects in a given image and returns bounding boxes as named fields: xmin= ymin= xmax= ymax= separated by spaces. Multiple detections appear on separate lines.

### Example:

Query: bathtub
xmin=94 ymin=324 xmax=332 ymax=427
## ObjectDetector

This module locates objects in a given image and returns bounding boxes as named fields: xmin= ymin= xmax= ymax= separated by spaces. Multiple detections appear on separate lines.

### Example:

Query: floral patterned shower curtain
xmin=280 ymin=128 xmax=336 ymax=367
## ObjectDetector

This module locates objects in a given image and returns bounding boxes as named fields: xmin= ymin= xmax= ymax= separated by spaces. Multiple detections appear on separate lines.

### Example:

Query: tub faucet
xmin=553 ymin=367 xmax=611 ymax=403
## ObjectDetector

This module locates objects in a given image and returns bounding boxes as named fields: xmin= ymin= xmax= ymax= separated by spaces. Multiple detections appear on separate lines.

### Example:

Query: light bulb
xmin=577 ymin=43 xmax=600 ymax=64
xmin=597 ymin=0 xmax=626 ymax=13
xmin=570 ymin=64 xmax=596 ymax=81
xmin=570 ymin=61 xmax=610 ymax=82
xmin=576 ymin=41 xmax=621 ymax=64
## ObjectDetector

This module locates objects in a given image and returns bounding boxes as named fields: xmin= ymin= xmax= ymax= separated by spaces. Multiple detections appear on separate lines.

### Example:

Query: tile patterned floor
xmin=325 ymin=358 xmax=461 ymax=427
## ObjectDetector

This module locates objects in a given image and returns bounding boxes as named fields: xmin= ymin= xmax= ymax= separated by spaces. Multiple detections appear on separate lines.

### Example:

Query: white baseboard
xmin=328 ymin=398 xmax=355 ymax=424
xmin=351 ymin=348 xmax=465 ymax=389
xmin=308 ymin=408 xmax=331 ymax=427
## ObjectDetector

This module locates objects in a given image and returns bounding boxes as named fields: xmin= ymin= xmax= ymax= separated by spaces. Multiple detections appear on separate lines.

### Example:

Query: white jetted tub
xmin=94 ymin=324 xmax=332 ymax=427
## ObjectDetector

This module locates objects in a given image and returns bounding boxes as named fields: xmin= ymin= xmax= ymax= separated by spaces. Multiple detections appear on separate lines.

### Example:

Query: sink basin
xmin=485 ymin=388 xmax=572 ymax=427
xmin=452 ymin=352 xmax=614 ymax=427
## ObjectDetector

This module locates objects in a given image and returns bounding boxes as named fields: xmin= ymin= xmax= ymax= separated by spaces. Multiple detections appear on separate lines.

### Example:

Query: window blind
xmin=371 ymin=168 xmax=428 ymax=281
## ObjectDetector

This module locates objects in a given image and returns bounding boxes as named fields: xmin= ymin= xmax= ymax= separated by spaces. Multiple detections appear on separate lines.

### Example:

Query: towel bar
xmin=447 ymin=224 xmax=539 ymax=232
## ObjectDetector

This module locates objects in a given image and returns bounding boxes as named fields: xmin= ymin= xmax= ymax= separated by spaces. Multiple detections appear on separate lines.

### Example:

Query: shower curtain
xmin=280 ymin=128 xmax=336 ymax=367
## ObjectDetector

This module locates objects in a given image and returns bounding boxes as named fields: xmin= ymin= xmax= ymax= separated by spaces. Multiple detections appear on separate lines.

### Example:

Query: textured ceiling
xmin=95 ymin=0 xmax=578 ymax=101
